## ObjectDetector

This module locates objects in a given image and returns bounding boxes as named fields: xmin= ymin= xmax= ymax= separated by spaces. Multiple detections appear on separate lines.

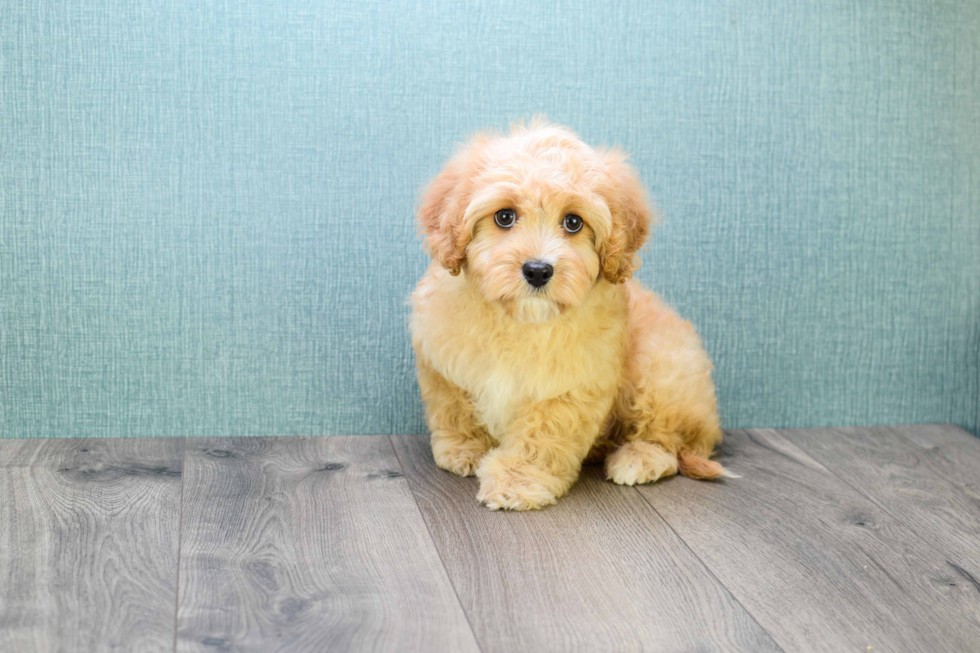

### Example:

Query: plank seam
xmin=630 ymin=481 xmax=787 ymax=653
xmin=387 ymin=435 xmax=485 ymax=653
xmin=172 ymin=437 xmax=187 ymax=653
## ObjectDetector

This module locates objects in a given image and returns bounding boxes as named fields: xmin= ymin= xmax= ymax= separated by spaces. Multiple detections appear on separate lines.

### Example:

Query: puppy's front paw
xmin=432 ymin=437 xmax=489 ymax=477
xmin=475 ymin=457 xmax=558 ymax=511
xmin=605 ymin=440 xmax=679 ymax=486
xmin=476 ymin=471 xmax=557 ymax=511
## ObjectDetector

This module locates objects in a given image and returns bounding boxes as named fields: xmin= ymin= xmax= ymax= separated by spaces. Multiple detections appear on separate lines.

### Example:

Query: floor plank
xmin=391 ymin=433 xmax=782 ymax=653
xmin=175 ymin=436 xmax=478 ymax=653
xmin=636 ymin=429 xmax=980 ymax=653
xmin=0 ymin=438 xmax=183 ymax=653
xmin=784 ymin=425 xmax=980 ymax=570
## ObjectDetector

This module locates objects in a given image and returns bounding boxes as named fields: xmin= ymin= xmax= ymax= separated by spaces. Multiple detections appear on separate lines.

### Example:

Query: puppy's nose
xmin=522 ymin=260 xmax=554 ymax=288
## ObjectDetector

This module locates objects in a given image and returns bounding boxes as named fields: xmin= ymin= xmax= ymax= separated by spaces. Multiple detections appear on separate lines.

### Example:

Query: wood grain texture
xmin=785 ymin=424 xmax=980 ymax=570
xmin=391 ymin=433 xmax=782 ymax=653
xmin=175 ymin=436 xmax=478 ymax=653
xmin=0 ymin=438 xmax=183 ymax=652
xmin=636 ymin=429 xmax=980 ymax=653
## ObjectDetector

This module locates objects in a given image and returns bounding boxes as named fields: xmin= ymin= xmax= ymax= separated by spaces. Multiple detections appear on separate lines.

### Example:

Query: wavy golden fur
xmin=411 ymin=120 xmax=730 ymax=510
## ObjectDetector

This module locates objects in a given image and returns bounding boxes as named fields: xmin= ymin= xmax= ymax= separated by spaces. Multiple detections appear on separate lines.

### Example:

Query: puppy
xmin=410 ymin=121 xmax=729 ymax=510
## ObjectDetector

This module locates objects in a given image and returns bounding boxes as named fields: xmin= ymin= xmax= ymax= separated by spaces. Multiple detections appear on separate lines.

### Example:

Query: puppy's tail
xmin=678 ymin=451 xmax=738 ymax=480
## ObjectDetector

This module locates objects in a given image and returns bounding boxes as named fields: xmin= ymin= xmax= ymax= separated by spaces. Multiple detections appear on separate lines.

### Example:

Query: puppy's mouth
xmin=501 ymin=295 xmax=564 ymax=324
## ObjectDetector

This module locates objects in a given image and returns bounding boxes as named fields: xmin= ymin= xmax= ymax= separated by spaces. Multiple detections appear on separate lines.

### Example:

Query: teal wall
xmin=2 ymin=1 xmax=978 ymax=438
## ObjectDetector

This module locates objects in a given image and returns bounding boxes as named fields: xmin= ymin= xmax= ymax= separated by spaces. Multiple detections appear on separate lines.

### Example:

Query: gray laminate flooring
xmin=1 ymin=425 xmax=978 ymax=652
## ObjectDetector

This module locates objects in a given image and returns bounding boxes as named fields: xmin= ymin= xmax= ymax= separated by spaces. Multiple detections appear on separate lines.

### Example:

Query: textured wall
xmin=1 ymin=0 xmax=978 ymax=438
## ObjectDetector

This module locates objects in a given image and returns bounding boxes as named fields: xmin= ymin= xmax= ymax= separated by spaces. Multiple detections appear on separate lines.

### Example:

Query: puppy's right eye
xmin=494 ymin=209 xmax=517 ymax=229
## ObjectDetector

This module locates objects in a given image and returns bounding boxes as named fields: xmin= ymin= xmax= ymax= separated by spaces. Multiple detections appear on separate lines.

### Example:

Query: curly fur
xmin=411 ymin=120 xmax=729 ymax=510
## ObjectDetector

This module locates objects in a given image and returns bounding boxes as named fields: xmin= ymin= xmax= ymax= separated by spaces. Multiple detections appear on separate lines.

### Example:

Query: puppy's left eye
xmin=494 ymin=208 xmax=517 ymax=229
xmin=562 ymin=214 xmax=583 ymax=234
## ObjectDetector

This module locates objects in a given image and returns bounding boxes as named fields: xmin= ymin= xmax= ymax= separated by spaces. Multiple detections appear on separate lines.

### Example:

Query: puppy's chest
xmin=448 ymin=336 xmax=585 ymax=437
xmin=422 ymin=307 xmax=624 ymax=438
xmin=457 ymin=335 xmax=564 ymax=398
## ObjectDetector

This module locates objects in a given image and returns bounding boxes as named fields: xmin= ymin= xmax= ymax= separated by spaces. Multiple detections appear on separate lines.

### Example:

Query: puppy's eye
xmin=563 ymin=214 xmax=583 ymax=234
xmin=494 ymin=209 xmax=517 ymax=229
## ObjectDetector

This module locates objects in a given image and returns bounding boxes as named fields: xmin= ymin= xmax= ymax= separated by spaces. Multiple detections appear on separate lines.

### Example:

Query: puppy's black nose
xmin=522 ymin=260 xmax=554 ymax=288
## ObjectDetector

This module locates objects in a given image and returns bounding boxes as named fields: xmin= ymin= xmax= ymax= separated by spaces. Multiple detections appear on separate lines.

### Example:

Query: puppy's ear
xmin=598 ymin=148 xmax=654 ymax=284
xmin=417 ymin=147 xmax=476 ymax=276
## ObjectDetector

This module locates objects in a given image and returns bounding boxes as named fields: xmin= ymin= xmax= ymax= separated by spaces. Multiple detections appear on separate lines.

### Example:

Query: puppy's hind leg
xmin=606 ymin=416 xmax=733 ymax=484
xmin=606 ymin=284 xmax=732 ymax=484
xmin=605 ymin=421 xmax=680 ymax=486
xmin=605 ymin=400 xmax=732 ymax=484
xmin=605 ymin=377 xmax=734 ymax=483
xmin=417 ymin=359 xmax=495 ymax=477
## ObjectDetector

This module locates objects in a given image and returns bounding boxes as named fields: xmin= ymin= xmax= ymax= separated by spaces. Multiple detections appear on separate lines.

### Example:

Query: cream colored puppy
xmin=411 ymin=121 xmax=729 ymax=511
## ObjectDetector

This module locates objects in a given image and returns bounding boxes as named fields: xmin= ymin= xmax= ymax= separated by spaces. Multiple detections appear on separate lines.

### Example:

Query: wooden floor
xmin=2 ymin=425 xmax=979 ymax=652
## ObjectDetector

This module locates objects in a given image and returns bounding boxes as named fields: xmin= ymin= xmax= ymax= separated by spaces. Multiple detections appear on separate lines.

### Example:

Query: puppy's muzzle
xmin=522 ymin=260 xmax=553 ymax=288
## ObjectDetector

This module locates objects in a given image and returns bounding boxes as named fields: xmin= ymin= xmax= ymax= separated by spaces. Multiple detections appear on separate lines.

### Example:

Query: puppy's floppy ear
xmin=598 ymin=148 xmax=655 ymax=284
xmin=417 ymin=147 xmax=477 ymax=276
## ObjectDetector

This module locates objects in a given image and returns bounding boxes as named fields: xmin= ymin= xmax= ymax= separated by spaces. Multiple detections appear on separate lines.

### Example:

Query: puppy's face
xmin=418 ymin=123 xmax=652 ymax=323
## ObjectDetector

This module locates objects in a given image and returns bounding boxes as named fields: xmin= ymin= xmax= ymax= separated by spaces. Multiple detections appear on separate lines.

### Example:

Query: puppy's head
xmin=417 ymin=121 xmax=653 ymax=323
